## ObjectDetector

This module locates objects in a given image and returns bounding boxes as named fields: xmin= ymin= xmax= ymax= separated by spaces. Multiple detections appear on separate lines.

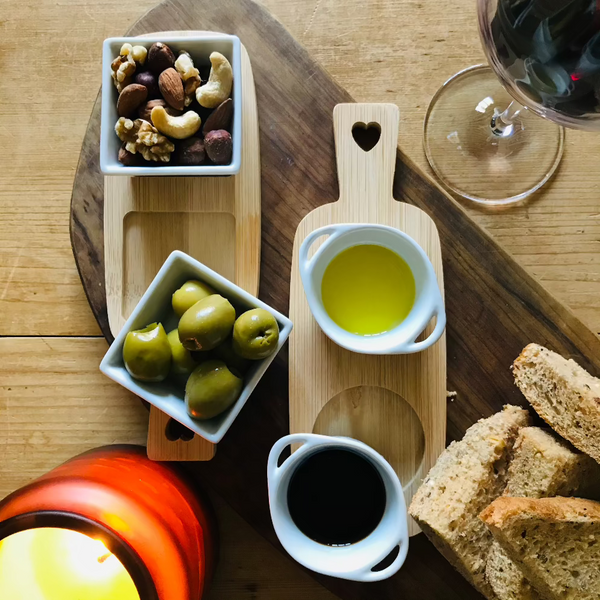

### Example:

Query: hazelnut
xmin=204 ymin=129 xmax=232 ymax=165
xmin=138 ymin=99 xmax=181 ymax=123
xmin=147 ymin=42 xmax=175 ymax=74
xmin=134 ymin=71 xmax=160 ymax=99
xmin=176 ymin=137 xmax=206 ymax=166
xmin=118 ymin=143 xmax=143 ymax=166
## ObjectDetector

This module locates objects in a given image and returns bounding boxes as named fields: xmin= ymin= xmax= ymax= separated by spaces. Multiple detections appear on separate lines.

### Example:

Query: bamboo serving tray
xmin=104 ymin=31 xmax=261 ymax=461
xmin=289 ymin=104 xmax=446 ymax=536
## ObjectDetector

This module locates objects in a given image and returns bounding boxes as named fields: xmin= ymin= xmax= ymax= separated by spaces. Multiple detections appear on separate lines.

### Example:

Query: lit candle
xmin=0 ymin=527 xmax=140 ymax=600
xmin=0 ymin=446 xmax=217 ymax=600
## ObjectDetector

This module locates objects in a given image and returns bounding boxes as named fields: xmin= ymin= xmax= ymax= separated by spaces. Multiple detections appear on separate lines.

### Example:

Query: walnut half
xmin=115 ymin=118 xmax=174 ymax=163
xmin=111 ymin=43 xmax=147 ymax=92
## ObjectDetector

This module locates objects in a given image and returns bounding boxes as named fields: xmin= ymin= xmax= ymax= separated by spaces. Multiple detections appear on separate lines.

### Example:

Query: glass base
xmin=424 ymin=65 xmax=564 ymax=205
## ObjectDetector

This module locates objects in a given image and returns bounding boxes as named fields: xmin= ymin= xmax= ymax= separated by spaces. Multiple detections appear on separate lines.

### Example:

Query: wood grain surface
xmin=2 ymin=0 xmax=600 ymax=598
xmin=289 ymin=104 xmax=446 ymax=536
xmin=69 ymin=0 xmax=600 ymax=598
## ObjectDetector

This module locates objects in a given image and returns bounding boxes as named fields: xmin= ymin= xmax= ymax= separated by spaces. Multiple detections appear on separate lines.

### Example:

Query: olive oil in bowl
xmin=321 ymin=244 xmax=415 ymax=336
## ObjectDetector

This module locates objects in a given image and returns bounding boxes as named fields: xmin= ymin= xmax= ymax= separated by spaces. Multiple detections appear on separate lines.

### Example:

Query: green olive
xmin=233 ymin=308 xmax=280 ymax=360
xmin=172 ymin=280 xmax=216 ymax=317
xmin=185 ymin=360 xmax=243 ymax=420
xmin=123 ymin=322 xmax=171 ymax=382
xmin=178 ymin=294 xmax=236 ymax=351
xmin=167 ymin=329 xmax=198 ymax=378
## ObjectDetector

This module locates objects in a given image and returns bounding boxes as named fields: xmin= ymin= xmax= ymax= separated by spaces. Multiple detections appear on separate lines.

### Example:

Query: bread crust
xmin=513 ymin=344 xmax=600 ymax=463
xmin=409 ymin=406 xmax=530 ymax=599
xmin=481 ymin=497 xmax=600 ymax=600
xmin=485 ymin=426 xmax=600 ymax=600
xmin=481 ymin=496 xmax=600 ymax=527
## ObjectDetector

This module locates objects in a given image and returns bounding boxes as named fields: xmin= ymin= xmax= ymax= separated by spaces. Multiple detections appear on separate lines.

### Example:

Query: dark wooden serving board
xmin=70 ymin=0 xmax=600 ymax=598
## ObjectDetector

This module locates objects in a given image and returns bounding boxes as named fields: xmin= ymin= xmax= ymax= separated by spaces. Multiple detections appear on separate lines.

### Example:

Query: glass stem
xmin=490 ymin=101 xmax=524 ymax=137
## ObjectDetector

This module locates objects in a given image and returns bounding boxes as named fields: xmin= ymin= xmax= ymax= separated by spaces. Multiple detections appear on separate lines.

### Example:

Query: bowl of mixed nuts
xmin=100 ymin=34 xmax=242 ymax=176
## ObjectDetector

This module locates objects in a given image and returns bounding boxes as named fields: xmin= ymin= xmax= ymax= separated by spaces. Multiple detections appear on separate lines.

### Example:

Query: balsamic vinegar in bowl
xmin=287 ymin=449 xmax=387 ymax=547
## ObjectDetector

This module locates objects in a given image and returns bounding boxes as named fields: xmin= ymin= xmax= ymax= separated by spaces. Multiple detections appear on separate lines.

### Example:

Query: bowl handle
xmin=351 ymin=464 xmax=410 ymax=582
xmin=298 ymin=224 xmax=359 ymax=294
xmin=353 ymin=535 xmax=410 ymax=582
xmin=299 ymin=225 xmax=344 ymax=290
xmin=267 ymin=433 xmax=324 ymax=489
xmin=390 ymin=292 xmax=446 ymax=354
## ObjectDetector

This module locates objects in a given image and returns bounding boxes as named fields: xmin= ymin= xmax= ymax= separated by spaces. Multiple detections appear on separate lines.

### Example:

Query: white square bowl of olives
xmin=99 ymin=250 xmax=292 ymax=444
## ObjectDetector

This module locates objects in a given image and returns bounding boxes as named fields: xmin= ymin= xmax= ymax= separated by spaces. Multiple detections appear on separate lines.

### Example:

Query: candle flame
xmin=0 ymin=528 xmax=140 ymax=600
xmin=97 ymin=552 xmax=112 ymax=564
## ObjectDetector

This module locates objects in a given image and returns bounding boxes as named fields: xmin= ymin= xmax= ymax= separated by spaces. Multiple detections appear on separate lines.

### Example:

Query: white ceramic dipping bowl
xmin=267 ymin=433 xmax=409 ymax=582
xmin=299 ymin=223 xmax=445 ymax=354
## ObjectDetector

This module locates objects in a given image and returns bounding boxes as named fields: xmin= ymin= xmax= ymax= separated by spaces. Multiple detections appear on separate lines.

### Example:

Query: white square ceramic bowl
xmin=100 ymin=34 xmax=242 ymax=176
xmin=100 ymin=251 xmax=292 ymax=443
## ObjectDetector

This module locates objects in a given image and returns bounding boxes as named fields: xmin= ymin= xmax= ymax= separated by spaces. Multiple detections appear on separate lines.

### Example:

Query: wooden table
xmin=1 ymin=0 xmax=600 ymax=597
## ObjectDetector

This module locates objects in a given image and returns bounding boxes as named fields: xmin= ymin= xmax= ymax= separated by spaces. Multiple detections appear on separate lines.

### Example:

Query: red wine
xmin=287 ymin=449 xmax=386 ymax=546
xmin=490 ymin=0 xmax=600 ymax=118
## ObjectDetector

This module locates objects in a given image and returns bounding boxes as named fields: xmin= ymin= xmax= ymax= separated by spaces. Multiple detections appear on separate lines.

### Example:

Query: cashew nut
xmin=151 ymin=106 xmax=201 ymax=139
xmin=195 ymin=52 xmax=233 ymax=109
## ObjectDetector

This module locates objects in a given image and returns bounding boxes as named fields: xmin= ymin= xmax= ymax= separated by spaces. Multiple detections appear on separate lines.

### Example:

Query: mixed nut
xmin=111 ymin=41 xmax=234 ymax=166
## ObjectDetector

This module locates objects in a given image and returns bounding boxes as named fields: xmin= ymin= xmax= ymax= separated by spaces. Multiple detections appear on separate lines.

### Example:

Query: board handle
xmin=333 ymin=103 xmax=400 ymax=208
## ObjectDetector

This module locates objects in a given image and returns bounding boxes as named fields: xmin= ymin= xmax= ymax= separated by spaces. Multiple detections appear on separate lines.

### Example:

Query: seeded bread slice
xmin=513 ymin=344 xmax=600 ymax=464
xmin=504 ymin=427 xmax=600 ymax=500
xmin=409 ymin=405 xmax=530 ymax=599
xmin=481 ymin=497 xmax=600 ymax=600
xmin=485 ymin=427 xmax=600 ymax=600
xmin=486 ymin=545 xmax=541 ymax=600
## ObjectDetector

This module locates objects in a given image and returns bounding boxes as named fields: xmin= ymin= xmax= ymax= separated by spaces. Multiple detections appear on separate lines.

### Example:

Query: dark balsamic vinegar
xmin=287 ymin=449 xmax=386 ymax=547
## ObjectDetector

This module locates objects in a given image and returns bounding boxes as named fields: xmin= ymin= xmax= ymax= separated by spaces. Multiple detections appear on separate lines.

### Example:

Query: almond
xmin=117 ymin=84 xmax=148 ymax=118
xmin=159 ymin=68 xmax=184 ymax=111
xmin=203 ymin=98 xmax=233 ymax=135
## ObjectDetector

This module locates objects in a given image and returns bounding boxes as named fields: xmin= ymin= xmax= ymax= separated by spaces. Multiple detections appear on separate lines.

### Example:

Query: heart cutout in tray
xmin=165 ymin=418 xmax=195 ymax=442
xmin=352 ymin=121 xmax=382 ymax=151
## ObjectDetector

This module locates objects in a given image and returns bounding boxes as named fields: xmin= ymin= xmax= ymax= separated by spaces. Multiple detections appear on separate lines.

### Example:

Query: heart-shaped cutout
xmin=352 ymin=122 xmax=381 ymax=152
xmin=165 ymin=418 xmax=195 ymax=442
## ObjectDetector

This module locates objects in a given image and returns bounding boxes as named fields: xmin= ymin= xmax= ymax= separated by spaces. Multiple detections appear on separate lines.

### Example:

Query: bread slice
xmin=409 ymin=405 xmax=530 ymax=599
xmin=485 ymin=427 xmax=600 ymax=600
xmin=481 ymin=497 xmax=600 ymax=600
xmin=486 ymin=544 xmax=541 ymax=600
xmin=504 ymin=427 xmax=600 ymax=500
xmin=513 ymin=344 xmax=600 ymax=464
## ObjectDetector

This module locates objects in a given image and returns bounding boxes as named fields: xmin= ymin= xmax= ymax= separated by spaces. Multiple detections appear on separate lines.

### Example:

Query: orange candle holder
xmin=0 ymin=445 xmax=217 ymax=600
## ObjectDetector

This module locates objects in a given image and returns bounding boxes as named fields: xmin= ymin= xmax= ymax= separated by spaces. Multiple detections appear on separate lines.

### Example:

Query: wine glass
xmin=424 ymin=0 xmax=600 ymax=205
